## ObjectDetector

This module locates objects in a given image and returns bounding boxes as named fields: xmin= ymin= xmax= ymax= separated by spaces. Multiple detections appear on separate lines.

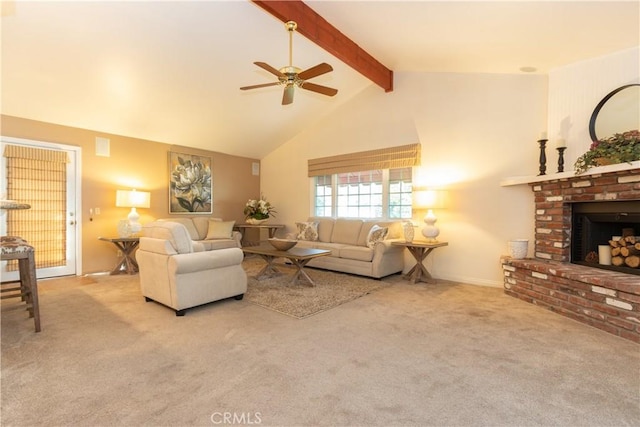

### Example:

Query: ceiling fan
xmin=240 ymin=21 xmax=338 ymax=105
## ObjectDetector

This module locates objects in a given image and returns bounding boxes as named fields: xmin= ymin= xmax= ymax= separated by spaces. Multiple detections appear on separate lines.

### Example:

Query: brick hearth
xmin=502 ymin=166 xmax=640 ymax=342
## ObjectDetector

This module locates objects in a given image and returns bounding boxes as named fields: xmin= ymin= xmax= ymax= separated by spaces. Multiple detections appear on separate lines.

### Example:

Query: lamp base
xmin=421 ymin=229 xmax=440 ymax=243
xmin=128 ymin=222 xmax=142 ymax=236
xmin=422 ymin=209 xmax=440 ymax=243
xmin=128 ymin=207 xmax=142 ymax=236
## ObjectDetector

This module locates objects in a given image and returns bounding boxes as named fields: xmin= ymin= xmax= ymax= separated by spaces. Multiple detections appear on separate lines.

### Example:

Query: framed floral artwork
xmin=168 ymin=151 xmax=212 ymax=214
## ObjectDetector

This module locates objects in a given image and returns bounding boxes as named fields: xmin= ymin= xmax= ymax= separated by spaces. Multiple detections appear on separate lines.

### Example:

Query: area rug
xmin=242 ymin=256 xmax=390 ymax=319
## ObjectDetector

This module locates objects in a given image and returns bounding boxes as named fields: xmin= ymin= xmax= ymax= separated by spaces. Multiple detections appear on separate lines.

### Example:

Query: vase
xmin=508 ymin=239 xmax=528 ymax=259
xmin=246 ymin=218 xmax=267 ymax=225
xmin=403 ymin=221 xmax=415 ymax=242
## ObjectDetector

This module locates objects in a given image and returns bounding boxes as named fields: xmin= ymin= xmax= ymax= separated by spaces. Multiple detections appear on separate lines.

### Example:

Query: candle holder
xmin=556 ymin=147 xmax=566 ymax=173
xmin=538 ymin=139 xmax=547 ymax=176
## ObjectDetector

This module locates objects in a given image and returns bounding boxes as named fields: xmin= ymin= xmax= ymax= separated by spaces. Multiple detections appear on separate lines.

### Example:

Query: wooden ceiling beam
xmin=252 ymin=0 xmax=393 ymax=92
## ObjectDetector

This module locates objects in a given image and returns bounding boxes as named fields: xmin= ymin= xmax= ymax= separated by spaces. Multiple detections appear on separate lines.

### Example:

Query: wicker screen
xmin=307 ymin=143 xmax=421 ymax=177
xmin=3 ymin=145 xmax=68 ymax=270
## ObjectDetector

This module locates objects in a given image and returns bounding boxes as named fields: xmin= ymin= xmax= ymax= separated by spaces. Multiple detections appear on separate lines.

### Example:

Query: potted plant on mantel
xmin=574 ymin=130 xmax=640 ymax=174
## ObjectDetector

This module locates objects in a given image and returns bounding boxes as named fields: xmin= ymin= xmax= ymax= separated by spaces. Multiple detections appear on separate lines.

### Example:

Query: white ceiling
xmin=2 ymin=1 xmax=639 ymax=159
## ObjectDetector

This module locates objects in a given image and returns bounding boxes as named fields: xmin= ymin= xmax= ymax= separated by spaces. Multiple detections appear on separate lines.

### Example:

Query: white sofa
xmin=158 ymin=216 xmax=241 ymax=250
xmin=291 ymin=217 xmax=405 ymax=278
xmin=138 ymin=221 xmax=247 ymax=316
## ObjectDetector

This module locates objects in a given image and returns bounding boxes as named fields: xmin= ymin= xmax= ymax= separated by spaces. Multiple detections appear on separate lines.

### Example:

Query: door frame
xmin=1 ymin=136 xmax=82 ymax=277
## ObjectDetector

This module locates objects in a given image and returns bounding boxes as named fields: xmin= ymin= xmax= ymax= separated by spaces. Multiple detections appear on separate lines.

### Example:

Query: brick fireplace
xmin=502 ymin=164 xmax=640 ymax=343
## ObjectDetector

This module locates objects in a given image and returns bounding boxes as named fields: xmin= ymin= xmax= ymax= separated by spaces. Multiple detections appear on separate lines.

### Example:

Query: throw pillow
xmin=296 ymin=221 xmax=319 ymax=241
xmin=366 ymin=225 xmax=388 ymax=249
xmin=205 ymin=220 xmax=235 ymax=240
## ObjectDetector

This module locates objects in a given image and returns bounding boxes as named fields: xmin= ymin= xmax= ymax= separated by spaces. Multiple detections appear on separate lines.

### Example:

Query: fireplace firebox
xmin=571 ymin=201 xmax=640 ymax=275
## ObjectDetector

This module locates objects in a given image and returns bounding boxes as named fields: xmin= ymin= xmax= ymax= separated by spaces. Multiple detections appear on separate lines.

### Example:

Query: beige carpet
xmin=2 ymin=264 xmax=639 ymax=426
xmin=243 ymin=256 xmax=390 ymax=318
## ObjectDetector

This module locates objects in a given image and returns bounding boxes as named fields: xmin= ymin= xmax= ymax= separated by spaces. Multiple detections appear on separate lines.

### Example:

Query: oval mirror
xmin=589 ymin=83 xmax=640 ymax=142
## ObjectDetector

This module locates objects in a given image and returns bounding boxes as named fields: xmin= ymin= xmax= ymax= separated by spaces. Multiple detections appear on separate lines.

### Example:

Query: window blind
xmin=307 ymin=143 xmax=421 ymax=177
xmin=3 ymin=145 xmax=68 ymax=270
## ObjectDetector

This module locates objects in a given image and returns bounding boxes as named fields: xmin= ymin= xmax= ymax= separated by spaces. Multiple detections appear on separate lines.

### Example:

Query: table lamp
xmin=116 ymin=189 xmax=151 ymax=236
xmin=413 ymin=188 xmax=446 ymax=242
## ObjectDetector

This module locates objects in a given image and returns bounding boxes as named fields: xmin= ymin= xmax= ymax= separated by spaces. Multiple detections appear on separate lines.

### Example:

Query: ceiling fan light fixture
xmin=279 ymin=65 xmax=301 ymax=75
xmin=240 ymin=20 xmax=338 ymax=105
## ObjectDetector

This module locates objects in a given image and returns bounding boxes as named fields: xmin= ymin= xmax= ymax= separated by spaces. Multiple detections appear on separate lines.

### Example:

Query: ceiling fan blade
xmin=240 ymin=82 xmax=281 ymax=91
xmin=297 ymin=63 xmax=333 ymax=80
xmin=282 ymin=84 xmax=295 ymax=105
xmin=254 ymin=62 xmax=285 ymax=78
xmin=299 ymin=82 xmax=338 ymax=97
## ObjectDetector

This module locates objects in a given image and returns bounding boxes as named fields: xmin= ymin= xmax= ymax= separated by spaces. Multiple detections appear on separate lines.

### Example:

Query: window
xmin=314 ymin=175 xmax=332 ymax=217
xmin=337 ymin=170 xmax=383 ymax=218
xmin=389 ymin=167 xmax=413 ymax=219
xmin=314 ymin=167 xmax=412 ymax=219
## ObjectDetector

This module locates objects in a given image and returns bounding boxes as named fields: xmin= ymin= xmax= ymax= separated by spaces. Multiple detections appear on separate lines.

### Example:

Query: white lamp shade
xmin=413 ymin=189 xmax=446 ymax=209
xmin=116 ymin=190 xmax=151 ymax=208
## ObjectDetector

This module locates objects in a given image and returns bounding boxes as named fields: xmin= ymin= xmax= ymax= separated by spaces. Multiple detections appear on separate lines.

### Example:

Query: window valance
xmin=3 ymin=144 xmax=69 ymax=163
xmin=307 ymin=143 xmax=421 ymax=177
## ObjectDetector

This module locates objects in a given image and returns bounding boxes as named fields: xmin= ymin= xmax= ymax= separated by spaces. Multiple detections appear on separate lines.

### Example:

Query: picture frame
xmin=168 ymin=151 xmax=213 ymax=214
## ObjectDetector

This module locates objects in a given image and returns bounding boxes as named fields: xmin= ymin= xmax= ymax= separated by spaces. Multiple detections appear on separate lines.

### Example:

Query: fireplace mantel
xmin=500 ymin=160 xmax=640 ymax=187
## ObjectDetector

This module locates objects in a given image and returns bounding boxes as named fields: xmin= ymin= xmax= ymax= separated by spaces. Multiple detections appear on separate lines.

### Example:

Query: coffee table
xmin=242 ymin=244 xmax=330 ymax=286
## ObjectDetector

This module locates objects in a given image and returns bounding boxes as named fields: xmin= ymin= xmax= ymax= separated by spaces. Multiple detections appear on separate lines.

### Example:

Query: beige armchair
xmin=138 ymin=221 xmax=247 ymax=316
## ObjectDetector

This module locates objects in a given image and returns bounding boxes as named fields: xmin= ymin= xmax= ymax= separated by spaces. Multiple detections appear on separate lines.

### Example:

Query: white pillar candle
xmin=556 ymin=138 xmax=566 ymax=148
xmin=539 ymin=131 xmax=547 ymax=140
xmin=598 ymin=245 xmax=612 ymax=265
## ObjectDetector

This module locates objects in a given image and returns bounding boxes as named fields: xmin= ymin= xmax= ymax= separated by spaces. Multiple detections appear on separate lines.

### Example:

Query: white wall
xmin=548 ymin=46 xmax=640 ymax=165
xmin=262 ymin=71 xmax=547 ymax=287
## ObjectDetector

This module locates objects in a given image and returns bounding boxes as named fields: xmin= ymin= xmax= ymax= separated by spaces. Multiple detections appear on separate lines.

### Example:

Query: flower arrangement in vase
xmin=244 ymin=196 xmax=276 ymax=224
xmin=574 ymin=130 xmax=640 ymax=174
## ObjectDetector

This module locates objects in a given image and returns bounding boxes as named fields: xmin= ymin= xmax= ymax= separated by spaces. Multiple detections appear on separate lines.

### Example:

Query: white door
xmin=1 ymin=137 xmax=81 ymax=279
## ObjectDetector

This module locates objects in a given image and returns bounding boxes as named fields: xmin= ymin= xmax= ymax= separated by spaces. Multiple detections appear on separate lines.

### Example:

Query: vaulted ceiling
xmin=2 ymin=1 xmax=638 ymax=159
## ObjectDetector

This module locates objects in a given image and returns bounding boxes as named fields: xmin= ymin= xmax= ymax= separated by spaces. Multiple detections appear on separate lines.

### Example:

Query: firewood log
xmin=611 ymin=247 xmax=622 ymax=257
xmin=625 ymin=235 xmax=637 ymax=245
xmin=621 ymin=246 xmax=640 ymax=257
xmin=635 ymin=243 xmax=640 ymax=251
xmin=612 ymin=256 xmax=625 ymax=266
xmin=624 ymin=255 xmax=640 ymax=268
xmin=609 ymin=239 xmax=621 ymax=248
